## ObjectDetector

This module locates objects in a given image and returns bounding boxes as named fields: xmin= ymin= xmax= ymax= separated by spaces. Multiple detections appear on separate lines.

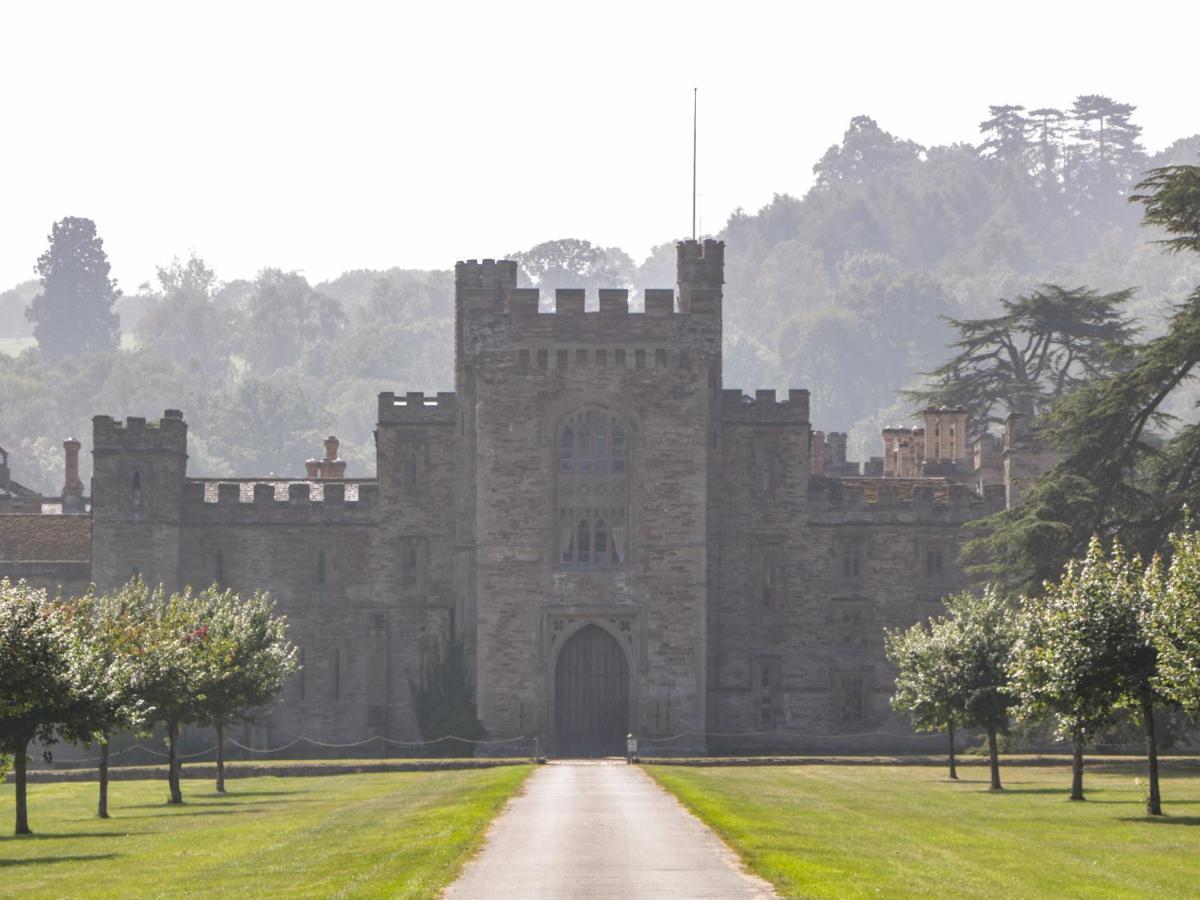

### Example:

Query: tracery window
xmin=558 ymin=509 xmax=626 ymax=565
xmin=558 ymin=409 xmax=626 ymax=474
xmin=556 ymin=407 xmax=630 ymax=568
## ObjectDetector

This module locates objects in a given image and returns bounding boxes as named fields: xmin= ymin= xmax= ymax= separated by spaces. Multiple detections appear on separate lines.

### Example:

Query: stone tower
xmin=454 ymin=241 xmax=724 ymax=753
xmin=90 ymin=410 xmax=188 ymax=591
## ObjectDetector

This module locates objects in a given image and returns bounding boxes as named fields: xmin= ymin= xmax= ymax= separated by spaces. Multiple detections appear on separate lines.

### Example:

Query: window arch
xmin=558 ymin=408 xmax=626 ymax=475
xmin=555 ymin=406 xmax=630 ymax=567
xmin=131 ymin=471 xmax=142 ymax=514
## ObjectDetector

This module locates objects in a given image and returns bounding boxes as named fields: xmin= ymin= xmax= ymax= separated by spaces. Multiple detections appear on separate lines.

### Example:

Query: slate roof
xmin=0 ymin=514 xmax=92 ymax=562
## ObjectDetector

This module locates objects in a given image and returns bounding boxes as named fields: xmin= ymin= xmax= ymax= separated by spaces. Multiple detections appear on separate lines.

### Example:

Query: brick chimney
xmin=62 ymin=437 xmax=84 ymax=513
xmin=310 ymin=435 xmax=345 ymax=479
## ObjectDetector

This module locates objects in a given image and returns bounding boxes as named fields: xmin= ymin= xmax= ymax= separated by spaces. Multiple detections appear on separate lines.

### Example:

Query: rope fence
xmin=38 ymin=729 xmax=1163 ymax=765
xmin=640 ymin=728 xmax=950 ymax=744
xmin=41 ymin=733 xmax=532 ymax=764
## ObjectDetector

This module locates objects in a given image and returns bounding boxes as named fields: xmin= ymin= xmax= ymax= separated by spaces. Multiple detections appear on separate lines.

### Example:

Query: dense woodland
xmin=3 ymin=96 xmax=1200 ymax=493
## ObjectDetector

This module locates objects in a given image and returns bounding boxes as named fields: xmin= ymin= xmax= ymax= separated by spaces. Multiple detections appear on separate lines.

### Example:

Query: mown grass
xmin=0 ymin=765 xmax=530 ymax=898
xmin=647 ymin=762 xmax=1200 ymax=899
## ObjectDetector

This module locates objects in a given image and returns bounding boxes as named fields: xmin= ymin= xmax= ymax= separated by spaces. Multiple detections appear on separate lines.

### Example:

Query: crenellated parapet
xmin=455 ymin=241 xmax=725 ymax=358
xmin=720 ymin=389 xmax=810 ymax=425
xmin=181 ymin=478 xmax=379 ymax=521
xmin=93 ymin=409 xmax=187 ymax=454
xmin=377 ymin=391 xmax=457 ymax=425
xmin=676 ymin=239 xmax=723 ymax=314
xmin=808 ymin=475 xmax=1004 ymax=519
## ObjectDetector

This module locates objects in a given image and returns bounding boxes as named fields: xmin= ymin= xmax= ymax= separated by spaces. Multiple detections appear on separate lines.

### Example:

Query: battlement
xmin=182 ymin=478 xmax=378 ymax=515
xmin=457 ymin=241 xmax=724 ymax=354
xmin=464 ymin=285 xmax=714 ymax=319
xmin=93 ymin=409 xmax=187 ymax=452
xmin=808 ymin=475 xmax=1004 ymax=516
xmin=676 ymin=238 xmax=725 ymax=265
xmin=676 ymin=239 xmax=723 ymax=314
xmin=455 ymin=258 xmax=519 ymax=291
xmin=378 ymin=391 xmax=457 ymax=424
xmin=720 ymin=389 xmax=810 ymax=424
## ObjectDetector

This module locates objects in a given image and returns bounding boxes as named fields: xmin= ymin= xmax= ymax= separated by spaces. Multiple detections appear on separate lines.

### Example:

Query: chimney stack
xmin=62 ymin=438 xmax=84 ymax=513
xmin=307 ymin=435 xmax=346 ymax=479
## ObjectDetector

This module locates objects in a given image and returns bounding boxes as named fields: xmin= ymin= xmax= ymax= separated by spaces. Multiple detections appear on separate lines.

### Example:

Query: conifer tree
xmin=979 ymin=105 xmax=1031 ymax=170
xmin=909 ymin=285 xmax=1137 ymax=439
xmin=26 ymin=217 xmax=121 ymax=358
xmin=966 ymin=165 xmax=1200 ymax=590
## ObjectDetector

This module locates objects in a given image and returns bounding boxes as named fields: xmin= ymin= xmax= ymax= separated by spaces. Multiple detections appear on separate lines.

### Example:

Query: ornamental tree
xmin=0 ymin=579 xmax=73 ymax=834
xmin=1149 ymin=526 xmax=1200 ymax=715
xmin=59 ymin=585 xmax=150 ymax=818
xmin=1009 ymin=539 xmax=1133 ymax=800
xmin=191 ymin=587 xmax=297 ymax=792
xmin=941 ymin=588 xmax=1017 ymax=791
xmin=886 ymin=614 xmax=965 ymax=780
xmin=127 ymin=582 xmax=211 ymax=805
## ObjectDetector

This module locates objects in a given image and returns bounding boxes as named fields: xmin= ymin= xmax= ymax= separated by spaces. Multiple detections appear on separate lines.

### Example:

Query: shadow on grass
xmin=0 ymin=854 xmax=117 ymax=867
xmin=122 ymin=796 xmax=311 ymax=810
xmin=0 ymin=831 xmax=127 ymax=842
xmin=1118 ymin=815 xmax=1200 ymax=826
xmin=122 ymin=808 xmax=248 ymax=819
xmin=203 ymin=790 xmax=306 ymax=798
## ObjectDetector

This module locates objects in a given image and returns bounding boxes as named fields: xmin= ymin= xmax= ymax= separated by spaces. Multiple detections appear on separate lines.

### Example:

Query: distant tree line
xmin=2 ymin=95 xmax=1199 ymax=492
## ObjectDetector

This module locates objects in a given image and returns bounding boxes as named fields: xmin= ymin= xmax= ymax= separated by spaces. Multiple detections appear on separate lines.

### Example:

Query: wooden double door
xmin=554 ymin=625 xmax=629 ymax=757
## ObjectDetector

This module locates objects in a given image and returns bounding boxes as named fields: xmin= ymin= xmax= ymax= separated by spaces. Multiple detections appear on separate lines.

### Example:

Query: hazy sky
xmin=2 ymin=1 xmax=1197 ymax=291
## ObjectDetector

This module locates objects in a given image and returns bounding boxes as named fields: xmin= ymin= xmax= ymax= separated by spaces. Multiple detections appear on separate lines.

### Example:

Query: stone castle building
xmin=1 ymin=241 xmax=1039 ymax=755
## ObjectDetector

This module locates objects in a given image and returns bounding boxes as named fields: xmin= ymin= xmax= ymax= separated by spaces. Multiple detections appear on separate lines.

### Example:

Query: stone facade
xmin=1 ymin=240 xmax=1034 ymax=754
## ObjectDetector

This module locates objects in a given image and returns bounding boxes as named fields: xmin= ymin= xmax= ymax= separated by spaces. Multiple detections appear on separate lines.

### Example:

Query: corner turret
xmin=676 ymin=239 xmax=724 ymax=315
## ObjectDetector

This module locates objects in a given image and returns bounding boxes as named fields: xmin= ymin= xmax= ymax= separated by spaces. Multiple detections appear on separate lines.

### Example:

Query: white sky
xmin=1 ymin=0 xmax=1197 ymax=291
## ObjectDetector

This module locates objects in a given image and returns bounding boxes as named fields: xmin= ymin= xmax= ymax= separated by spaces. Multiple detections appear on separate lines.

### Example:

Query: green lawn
xmin=647 ymin=762 xmax=1200 ymax=899
xmin=0 ymin=766 xmax=530 ymax=898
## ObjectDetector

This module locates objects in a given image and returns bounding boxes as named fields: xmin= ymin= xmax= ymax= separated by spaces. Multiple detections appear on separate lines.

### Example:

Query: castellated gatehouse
xmin=1 ymin=240 xmax=1036 ymax=755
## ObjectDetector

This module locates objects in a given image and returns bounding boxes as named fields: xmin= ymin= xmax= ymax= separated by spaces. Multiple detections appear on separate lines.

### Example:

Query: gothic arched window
xmin=556 ymin=407 xmax=629 ymax=567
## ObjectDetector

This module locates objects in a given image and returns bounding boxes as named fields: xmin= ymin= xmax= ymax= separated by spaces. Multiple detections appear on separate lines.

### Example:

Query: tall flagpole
xmin=692 ymin=87 xmax=698 ymax=241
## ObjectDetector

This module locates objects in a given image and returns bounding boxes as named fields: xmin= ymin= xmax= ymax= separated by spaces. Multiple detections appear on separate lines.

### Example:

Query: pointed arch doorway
xmin=554 ymin=624 xmax=630 ymax=757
